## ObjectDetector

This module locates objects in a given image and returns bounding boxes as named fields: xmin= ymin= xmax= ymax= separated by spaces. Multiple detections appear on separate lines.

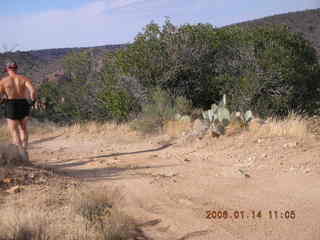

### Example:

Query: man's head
xmin=4 ymin=61 xmax=18 ymax=73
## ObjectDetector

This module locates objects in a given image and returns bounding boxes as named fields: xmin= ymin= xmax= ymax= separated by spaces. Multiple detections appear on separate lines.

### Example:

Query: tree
xmin=104 ymin=19 xmax=222 ymax=108
xmin=38 ymin=50 xmax=106 ymax=122
xmin=103 ymin=19 xmax=320 ymax=116
xmin=38 ymin=20 xmax=320 ymax=123
xmin=215 ymin=25 xmax=320 ymax=116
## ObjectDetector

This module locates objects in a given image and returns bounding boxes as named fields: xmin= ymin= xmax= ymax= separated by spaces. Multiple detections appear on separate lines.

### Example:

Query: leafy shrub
xmin=175 ymin=96 xmax=193 ymax=116
xmin=215 ymin=25 xmax=320 ymax=117
xmin=37 ymin=19 xmax=320 ymax=123
xmin=105 ymin=19 xmax=221 ymax=108
xmin=130 ymin=88 xmax=177 ymax=134
xmin=35 ymin=51 xmax=95 ymax=123
xmin=103 ymin=19 xmax=320 ymax=119
xmin=98 ymin=88 xmax=139 ymax=123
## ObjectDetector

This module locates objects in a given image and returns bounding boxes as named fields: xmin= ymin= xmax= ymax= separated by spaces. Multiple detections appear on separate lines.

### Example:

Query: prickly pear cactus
xmin=211 ymin=104 xmax=218 ymax=113
xmin=217 ymin=107 xmax=230 ymax=126
xmin=244 ymin=110 xmax=253 ymax=123
xmin=208 ymin=109 xmax=214 ymax=122
xmin=202 ymin=94 xmax=253 ymax=136
xmin=202 ymin=111 xmax=209 ymax=121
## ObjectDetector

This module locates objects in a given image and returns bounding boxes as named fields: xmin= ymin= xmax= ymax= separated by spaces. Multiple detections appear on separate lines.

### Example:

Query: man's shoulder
xmin=0 ymin=76 xmax=11 ymax=83
xmin=16 ymin=74 xmax=32 ymax=82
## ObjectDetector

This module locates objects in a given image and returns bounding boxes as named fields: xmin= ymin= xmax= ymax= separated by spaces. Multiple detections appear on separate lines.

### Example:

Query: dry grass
xmin=0 ymin=118 xmax=58 ymax=142
xmin=136 ymin=113 xmax=311 ymax=140
xmin=27 ymin=119 xmax=58 ymax=136
xmin=0 ymin=119 xmax=138 ymax=144
xmin=251 ymin=113 xmax=310 ymax=139
xmin=129 ymin=117 xmax=163 ymax=135
xmin=163 ymin=119 xmax=192 ymax=138
xmin=0 ymin=206 xmax=53 ymax=240
xmin=63 ymin=121 xmax=137 ymax=139
xmin=0 ymin=122 xmax=10 ymax=141
xmin=0 ymin=185 xmax=142 ymax=240
xmin=70 ymin=187 xmax=120 ymax=223
xmin=224 ymin=117 xmax=247 ymax=136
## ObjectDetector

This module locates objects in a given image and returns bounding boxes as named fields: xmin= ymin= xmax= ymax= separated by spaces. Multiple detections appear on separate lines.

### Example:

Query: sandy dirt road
xmin=29 ymin=127 xmax=320 ymax=240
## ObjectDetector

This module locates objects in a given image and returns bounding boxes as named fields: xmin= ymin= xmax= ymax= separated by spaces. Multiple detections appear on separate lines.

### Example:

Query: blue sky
xmin=0 ymin=0 xmax=319 ymax=51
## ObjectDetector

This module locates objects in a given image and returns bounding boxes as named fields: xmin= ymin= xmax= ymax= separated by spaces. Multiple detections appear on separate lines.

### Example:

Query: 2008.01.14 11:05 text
xmin=206 ymin=210 xmax=296 ymax=220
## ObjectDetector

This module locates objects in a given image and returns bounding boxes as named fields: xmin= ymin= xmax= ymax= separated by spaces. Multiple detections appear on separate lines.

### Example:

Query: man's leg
xmin=18 ymin=117 xmax=29 ymax=150
xmin=6 ymin=119 xmax=22 ymax=147
xmin=7 ymin=118 xmax=30 ymax=162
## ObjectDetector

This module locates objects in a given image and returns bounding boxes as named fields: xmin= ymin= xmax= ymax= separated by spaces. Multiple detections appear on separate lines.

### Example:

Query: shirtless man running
xmin=0 ymin=61 xmax=37 ymax=151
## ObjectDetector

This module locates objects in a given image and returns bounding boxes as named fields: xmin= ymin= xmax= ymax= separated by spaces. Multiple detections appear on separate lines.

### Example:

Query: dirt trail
xmin=29 ymin=129 xmax=320 ymax=240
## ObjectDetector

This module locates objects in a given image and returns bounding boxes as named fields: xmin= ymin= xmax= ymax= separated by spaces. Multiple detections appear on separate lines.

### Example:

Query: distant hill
xmin=229 ymin=8 xmax=320 ymax=57
xmin=0 ymin=44 xmax=126 ymax=85
xmin=27 ymin=44 xmax=126 ymax=63
xmin=0 ymin=8 xmax=319 ymax=84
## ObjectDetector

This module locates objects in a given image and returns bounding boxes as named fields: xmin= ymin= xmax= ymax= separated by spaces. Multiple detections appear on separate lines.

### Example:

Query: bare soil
xmin=12 ymin=126 xmax=320 ymax=239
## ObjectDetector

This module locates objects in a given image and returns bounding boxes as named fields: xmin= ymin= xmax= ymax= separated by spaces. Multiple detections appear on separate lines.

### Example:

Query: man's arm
xmin=24 ymin=78 xmax=37 ymax=101
xmin=0 ymin=79 xmax=5 ymax=94
xmin=0 ymin=79 xmax=7 ymax=103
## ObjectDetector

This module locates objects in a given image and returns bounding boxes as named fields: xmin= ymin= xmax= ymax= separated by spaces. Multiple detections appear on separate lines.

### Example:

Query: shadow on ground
xmin=52 ymin=143 xmax=173 ymax=163
xmin=91 ymin=143 xmax=173 ymax=159
xmin=56 ymin=164 xmax=180 ymax=181
xmin=36 ymin=144 xmax=176 ymax=181
xmin=30 ymin=133 xmax=64 ymax=146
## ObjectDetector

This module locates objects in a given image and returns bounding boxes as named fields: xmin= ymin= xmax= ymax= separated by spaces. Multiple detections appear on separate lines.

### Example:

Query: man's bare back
xmin=0 ymin=74 xmax=34 ymax=100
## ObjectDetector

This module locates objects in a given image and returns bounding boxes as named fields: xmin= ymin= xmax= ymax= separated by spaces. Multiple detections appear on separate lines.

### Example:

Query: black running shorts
xmin=5 ymin=99 xmax=31 ymax=120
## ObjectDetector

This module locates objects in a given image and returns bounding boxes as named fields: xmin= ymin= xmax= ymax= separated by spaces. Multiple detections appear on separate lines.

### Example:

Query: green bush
xmin=175 ymin=96 xmax=193 ymax=116
xmin=102 ymin=20 xmax=320 ymax=118
xmin=130 ymin=88 xmax=177 ymax=134
xmin=36 ymin=50 xmax=118 ymax=123
xmin=100 ymin=19 xmax=222 ymax=109
xmin=98 ymin=87 xmax=140 ymax=123
xmin=215 ymin=25 xmax=320 ymax=117
xmin=37 ymin=19 xmax=320 ymax=123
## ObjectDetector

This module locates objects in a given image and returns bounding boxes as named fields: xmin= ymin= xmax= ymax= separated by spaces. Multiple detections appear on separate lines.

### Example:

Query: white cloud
xmin=0 ymin=0 xmax=153 ymax=51
xmin=108 ymin=0 xmax=148 ymax=9
xmin=1 ymin=0 xmax=317 ymax=51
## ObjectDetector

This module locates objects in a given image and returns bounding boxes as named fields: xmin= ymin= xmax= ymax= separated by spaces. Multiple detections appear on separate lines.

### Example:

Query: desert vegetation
xmin=28 ymin=18 xmax=320 ymax=135
xmin=0 ymin=10 xmax=319 ymax=132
